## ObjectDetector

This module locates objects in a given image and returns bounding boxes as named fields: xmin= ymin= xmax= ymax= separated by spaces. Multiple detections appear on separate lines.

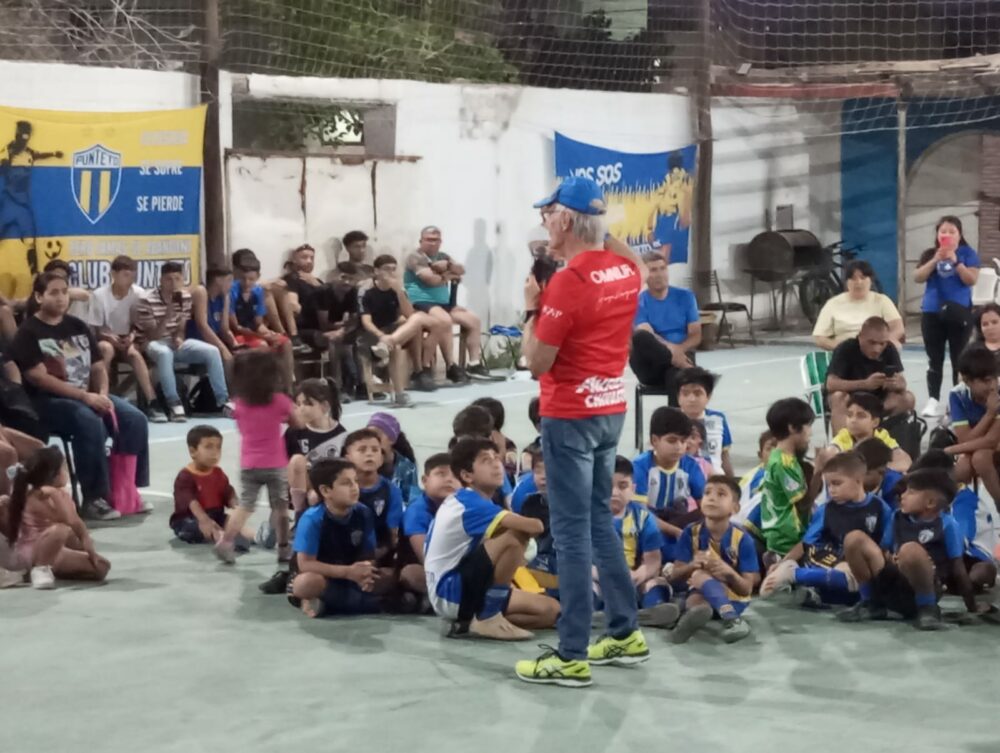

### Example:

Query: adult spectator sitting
xmin=133 ymin=262 xmax=231 ymax=422
xmin=974 ymin=303 xmax=1000 ymax=370
xmin=403 ymin=225 xmax=488 ymax=382
xmin=340 ymin=230 xmax=374 ymax=279
xmin=186 ymin=267 xmax=238 ymax=384
xmin=88 ymin=255 xmax=162 ymax=422
xmin=812 ymin=259 xmax=904 ymax=351
xmin=9 ymin=272 xmax=149 ymax=521
xmin=273 ymin=243 xmax=324 ymax=355
xmin=316 ymin=261 xmax=362 ymax=398
xmin=825 ymin=316 xmax=910 ymax=432
xmin=628 ymin=251 xmax=701 ymax=404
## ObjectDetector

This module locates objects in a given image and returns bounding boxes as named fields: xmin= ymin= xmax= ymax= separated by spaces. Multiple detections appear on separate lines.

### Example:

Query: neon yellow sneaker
xmin=587 ymin=630 xmax=650 ymax=666
xmin=514 ymin=646 xmax=592 ymax=688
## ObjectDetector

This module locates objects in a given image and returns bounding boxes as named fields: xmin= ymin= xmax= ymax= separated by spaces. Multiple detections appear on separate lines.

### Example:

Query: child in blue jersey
xmin=840 ymin=467 xmax=989 ymax=630
xmin=945 ymin=346 xmax=1000 ymax=512
xmin=400 ymin=453 xmax=459 ymax=599
xmin=761 ymin=452 xmax=892 ymax=604
xmin=343 ymin=428 xmax=402 ymax=594
xmin=677 ymin=367 xmax=734 ymax=476
xmin=633 ymin=407 xmax=705 ymax=561
xmin=287 ymin=459 xmax=384 ymax=618
xmin=518 ymin=450 xmax=558 ymax=595
xmin=423 ymin=437 xmax=559 ymax=640
xmin=855 ymin=438 xmax=903 ymax=509
xmin=739 ymin=430 xmax=775 ymax=505
xmin=828 ymin=391 xmax=911 ymax=472
xmin=668 ymin=475 xmax=759 ymax=643
xmin=599 ymin=456 xmax=677 ymax=628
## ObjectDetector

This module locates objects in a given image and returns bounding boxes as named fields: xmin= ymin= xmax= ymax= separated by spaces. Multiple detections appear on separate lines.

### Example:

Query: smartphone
xmin=882 ymin=364 xmax=900 ymax=376
xmin=172 ymin=291 xmax=183 ymax=304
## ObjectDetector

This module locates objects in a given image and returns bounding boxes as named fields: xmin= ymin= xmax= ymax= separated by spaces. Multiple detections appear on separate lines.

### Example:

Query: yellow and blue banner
xmin=554 ymin=133 xmax=696 ymax=263
xmin=0 ymin=105 xmax=205 ymax=297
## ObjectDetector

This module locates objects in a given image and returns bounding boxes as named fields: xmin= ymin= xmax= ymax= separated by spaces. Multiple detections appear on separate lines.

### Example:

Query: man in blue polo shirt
xmin=629 ymin=252 xmax=701 ymax=404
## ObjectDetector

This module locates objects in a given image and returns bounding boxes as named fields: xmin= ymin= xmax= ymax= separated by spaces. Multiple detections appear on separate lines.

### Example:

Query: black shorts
xmin=412 ymin=302 xmax=454 ymax=314
xmin=454 ymin=543 xmax=500 ymax=623
xmin=803 ymin=544 xmax=842 ymax=569
xmin=871 ymin=562 xmax=941 ymax=619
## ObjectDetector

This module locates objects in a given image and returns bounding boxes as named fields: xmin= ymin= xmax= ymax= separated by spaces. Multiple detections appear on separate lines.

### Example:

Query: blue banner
xmin=554 ymin=133 xmax=696 ymax=263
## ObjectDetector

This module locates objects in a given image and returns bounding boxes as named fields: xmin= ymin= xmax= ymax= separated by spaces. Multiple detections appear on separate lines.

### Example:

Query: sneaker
xmin=921 ymin=397 xmax=944 ymax=417
xmin=721 ymin=617 xmax=752 ymax=643
xmin=468 ymin=613 xmax=534 ymax=641
xmin=760 ymin=558 xmax=798 ymax=598
xmin=138 ymin=498 xmax=154 ymax=514
xmin=371 ymin=342 xmax=391 ymax=364
xmin=81 ymin=498 xmax=121 ymax=521
xmin=0 ymin=568 xmax=27 ymax=588
xmin=466 ymin=363 xmax=492 ymax=380
xmin=670 ymin=604 xmax=713 ymax=644
xmin=258 ymin=570 xmax=290 ymax=594
xmin=915 ymin=604 xmax=946 ymax=631
xmin=392 ymin=392 xmax=413 ymax=408
xmin=255 ymin=520 xmax=276 ymax=550
xmin=837 ymin=600 xmax=888 ymax=623
xmin=586 ymin=629 xmax=650 ymax=666
xmin=214 ymin=540 xmax=236 ymax=565
xmin=169 ymin=403 xmax=187 ymax=423
xmin=220 ymin=401 xmax=235 ymax=418
xmin=637 ymin=602 xmax=681 ymax=629
xmin=291 ymin=336 xmax=312 ymax=355
xmin=411 ymin=369 xmax=438 ymax=392
xmin=515 ymin=646 xmax=592 ymax=688
xmin=146 ymin=406 xmax=168 ymax=423
xmin=30 ymin=565 xmax=55 ymax=590
xmin=446 ymin=364 xmax=470 ymax=384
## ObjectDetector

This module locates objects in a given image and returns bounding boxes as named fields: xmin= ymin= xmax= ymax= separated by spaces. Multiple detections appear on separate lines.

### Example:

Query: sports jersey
xmin=831 ymin=428 xmax=898 ymax=452
xmin=511 ymin=473 xmax=539 ymax=514
xmin=632 ymin=450 xmax=706 ymax=513
xmin=759 ymin=448 xmax=808 ymax=555
xmin=694 ymin=408 xmax=733 ymax=471
xmin=424 ymin=488 xmax=508 ymax=615
xmin=521 ymin=492 xmax=557 ymax=590
xmin=402 ymin=493 xmax=443 ymax=538
xmin=948 ymin=383 xmax=992 ymax=429
xmin=170 ymin=465 xmax=235 ymax=527
xmin=385 ymin=453 xmax=419 ymax=505
xmin=283 ymin=423 xmax=347 ymax=465
xmin=802 ymin=495 xmax=892 ymax=556
xmin=230 ymin=283 xmax=267 ymax=329
xmin=880 ymin=469 xmax=903 ymax=508
xmin=358 ymin=476 xmax=404 ymax=552
xmin=534 ymin=250 xmax=640 ymax=419
xmin=739 ymin=464 xmax=765 ymax=512
xmin=881 ymin=510 xmax=964 ymax=570
xmin=613 ymin=502 xmax=664 ymax=570
xmin=675 ymin=521 xmax=759 ymax=602
xmin=292 ymin=502 xmax=376 ymax=565
xmin=950 ymin=485 xmax=999 ymax=562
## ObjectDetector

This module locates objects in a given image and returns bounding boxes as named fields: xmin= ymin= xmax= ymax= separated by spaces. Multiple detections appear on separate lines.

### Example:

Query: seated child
xmin=171 ymin=425 xmax=250 ymax=547
xmin=855 ymin=438 xmax=903 ymax=509
xmin=518 ymin=450 xmax=557 ymax=595
xmin=601 ymin=456 xmax=677 ymax=628
xmin=687 ymin=421 xmax=715 ymax=482
xmin=287 ymin=458 xmax=386 ymax=618
xmin=839 ymin=467 xmax=989 ymax=630
xmin=677 ymin=366 xmax=734 ymax=476
xmin=451 ymin=404 xmax=513 ymax=507
xmin=632 ymin=407 xmax=705 ymax=561
xmin=759 ymin=397 xmax=816 ymax=561
xmin=472 ymin=397 xmax=519 ymax=485
xmin=0 ymin=447 xmax=110 ymax=589
xmin=829 ymin=391 xmax=910 ymax=472
xmin=945 ymin=346 xmax=1000 ymax=506
xmin=284 ymin=378 xmax=347 ymax=514
xmin=368 ymin=412 xmax=420 ymax=503
xmin=424 ymin=437 xmax=560 ymax=640
xmin=519 ymin=396 xmax=542 ymax=477
xmin=668 ymin=475 xmax=759 ymax=643
xmin=739 ymin=430 xmax=776 ymax=506
xmin=760 ymin=452 xmax=892 ymax=604
xmin=400 ymin=453 xmax=460 ymax=598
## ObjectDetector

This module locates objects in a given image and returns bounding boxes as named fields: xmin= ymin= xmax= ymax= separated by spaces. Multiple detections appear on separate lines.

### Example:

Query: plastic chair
xmin=801 ymin=351 xmax=832 ymax=440
xmin=972 ymin=267 xmax=998 ymax=306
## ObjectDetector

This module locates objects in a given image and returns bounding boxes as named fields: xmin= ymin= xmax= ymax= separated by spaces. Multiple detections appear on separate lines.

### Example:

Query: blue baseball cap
xmin=533 ymin=176 xmax=607 ymax=216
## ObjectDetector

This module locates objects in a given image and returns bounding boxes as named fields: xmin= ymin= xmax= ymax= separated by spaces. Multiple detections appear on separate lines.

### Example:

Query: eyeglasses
xmin=540 ymin=207 xmax=560 ymax=222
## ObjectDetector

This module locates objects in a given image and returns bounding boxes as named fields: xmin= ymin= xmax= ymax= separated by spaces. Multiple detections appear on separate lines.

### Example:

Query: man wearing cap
xmin=514 ymin=176 xmax=650 ymax=688
xmin=403 ymin=226 xmax=490 ymax=383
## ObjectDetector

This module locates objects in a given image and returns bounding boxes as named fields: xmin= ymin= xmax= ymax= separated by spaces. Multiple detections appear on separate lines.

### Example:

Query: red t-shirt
xmin=534 ymin=249 xmax=640 ymax=419
xmin=171 ymin=465 xmax=235 ymax=526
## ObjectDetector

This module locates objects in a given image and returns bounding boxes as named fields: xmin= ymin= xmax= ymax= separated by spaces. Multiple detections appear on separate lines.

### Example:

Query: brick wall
xmin=981 ymin=134 xmax=1000 ymax=263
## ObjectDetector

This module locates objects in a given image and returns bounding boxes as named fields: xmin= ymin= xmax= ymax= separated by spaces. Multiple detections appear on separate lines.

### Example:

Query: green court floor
xmin=3 ymin=345 xmax=996 ymax=753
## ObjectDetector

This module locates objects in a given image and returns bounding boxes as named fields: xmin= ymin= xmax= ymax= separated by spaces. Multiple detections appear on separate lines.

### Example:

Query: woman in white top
xmin=812 ymin=260 xmax=904 ymax=351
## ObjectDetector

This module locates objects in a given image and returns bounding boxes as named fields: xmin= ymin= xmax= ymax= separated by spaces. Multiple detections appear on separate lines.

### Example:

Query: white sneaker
xmin=921 ymin=397 xmax=944 ymax=417
xmin=0 ymin=568 xmax=27 ymax=588
xmin=169 ymin=403 xmax=187 ymax=423
xmin=81 ymin=498 xmax=121 ymax=521
xmin=760 ymin=558 xmax=798 ymax=598
xmin=139 ymin=498 xmax=154 ymax=514
xmin=30 ymin=565 xmax=55 ymax=590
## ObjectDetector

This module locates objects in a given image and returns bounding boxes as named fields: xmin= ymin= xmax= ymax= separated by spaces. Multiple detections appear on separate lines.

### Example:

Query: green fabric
xmin=760 ymin=447 xmax=808 ymax=555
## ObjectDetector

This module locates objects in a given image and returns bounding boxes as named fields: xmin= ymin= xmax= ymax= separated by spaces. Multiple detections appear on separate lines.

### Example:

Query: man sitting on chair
xmin=628 ymin=252 xmax=701 ymax=405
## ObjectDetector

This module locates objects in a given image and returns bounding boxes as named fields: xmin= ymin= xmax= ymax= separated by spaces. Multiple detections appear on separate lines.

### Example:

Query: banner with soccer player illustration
xmin=553 ymin=133 xmax=696 ymax=264
xmin=0 ymin=105 xmax=205 ymax=297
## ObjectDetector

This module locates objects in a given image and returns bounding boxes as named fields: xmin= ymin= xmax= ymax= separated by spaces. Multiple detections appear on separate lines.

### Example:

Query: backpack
xmin=187 ymin=376 xmax=219 ymax=414
xmin=881 ymin=411 xmax=927 ymax=460
xmin=0 ymin=373 xmax=46 ymax=442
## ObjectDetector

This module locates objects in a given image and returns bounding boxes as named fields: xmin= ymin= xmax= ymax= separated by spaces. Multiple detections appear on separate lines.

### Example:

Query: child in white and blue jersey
xmin=423 ymin=437 xmax=559 ymax=640
xmin=677 ymin=367 xmax=734 ymax=476
xmin=739 ymin=430 xmax=775 ymax=508
xmin=399 ymin=453 xmax=459 ymax=598
xmin=632 ymin=407 xmax=705 ymax=561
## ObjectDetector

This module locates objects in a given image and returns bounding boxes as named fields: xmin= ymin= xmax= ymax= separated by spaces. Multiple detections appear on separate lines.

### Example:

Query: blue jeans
xmin=146 ymin=339 xmax=228 ymax=406
xmin=34 ymin=394 xmax=149 ymax=502
xmin=541 ymin=413 xmax=637 ymax=660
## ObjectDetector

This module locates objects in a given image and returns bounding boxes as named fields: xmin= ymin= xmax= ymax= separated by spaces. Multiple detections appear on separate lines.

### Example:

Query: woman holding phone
xmin=914 ymin=216 xmax=980 ymax=417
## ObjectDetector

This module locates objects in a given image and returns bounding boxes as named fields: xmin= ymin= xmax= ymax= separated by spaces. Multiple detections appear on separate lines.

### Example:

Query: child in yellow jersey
xmin=829 ymin=391 xmax=911 ymax=472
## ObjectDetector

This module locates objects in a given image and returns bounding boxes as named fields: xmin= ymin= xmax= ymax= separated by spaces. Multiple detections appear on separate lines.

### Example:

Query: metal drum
xmin=746 ymin=230 xmax=827 ymax=283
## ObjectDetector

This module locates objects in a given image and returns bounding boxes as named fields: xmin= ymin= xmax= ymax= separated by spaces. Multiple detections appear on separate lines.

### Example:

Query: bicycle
xmin=798 ymin=241 xmax=881 ymax=324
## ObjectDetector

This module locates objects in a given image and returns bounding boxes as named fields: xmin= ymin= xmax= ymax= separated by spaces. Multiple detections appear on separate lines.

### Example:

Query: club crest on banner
xmin=71 ymin=145 xmax=122 ymax=224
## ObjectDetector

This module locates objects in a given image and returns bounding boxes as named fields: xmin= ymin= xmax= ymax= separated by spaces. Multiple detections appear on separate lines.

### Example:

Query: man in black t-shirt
xmin=826 ymin=316 xmax=912 ymax=431
xmin=359 ymin=255 xmax=438 ymax=401
xmin=274 ymin=244 xmax=324 ymax=354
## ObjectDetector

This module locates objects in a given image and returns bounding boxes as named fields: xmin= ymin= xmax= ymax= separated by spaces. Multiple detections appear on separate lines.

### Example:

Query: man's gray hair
xmin=642 ymin=251 xmax=667 ymax=266
xmin=555 ymin=204 xmax=607 ymax=246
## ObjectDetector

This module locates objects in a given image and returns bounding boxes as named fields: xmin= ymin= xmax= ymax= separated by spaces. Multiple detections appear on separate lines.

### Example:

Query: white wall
xmin=229 ymin=75 xmax=693 ymax=325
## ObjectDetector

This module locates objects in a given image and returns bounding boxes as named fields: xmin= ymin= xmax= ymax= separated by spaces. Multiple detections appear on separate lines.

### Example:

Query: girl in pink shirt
xmin=216 ymin=350 xmax=300 ymax=565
